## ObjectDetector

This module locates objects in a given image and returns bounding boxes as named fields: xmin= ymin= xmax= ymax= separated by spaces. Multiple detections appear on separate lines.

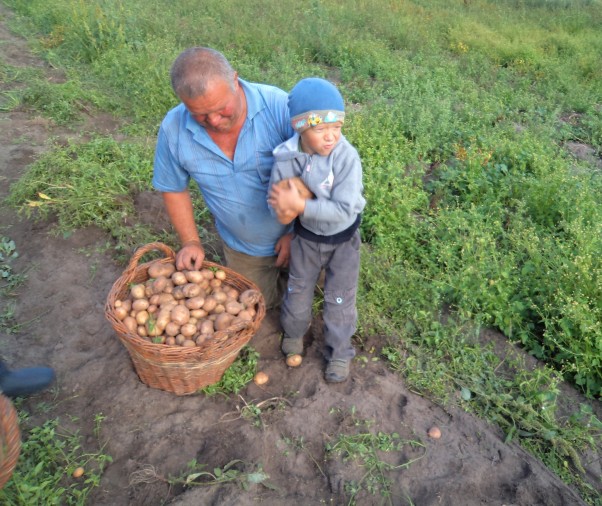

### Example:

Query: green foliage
xmin=6 ymin=135 xmax=158 ymax=254
xmin=0 ymin=411 xmax=112 ymax=505
xmin=326 ymin=407 xmax=425 ymax=504
xmin=200 ymin=347 xmax=259 ymax=397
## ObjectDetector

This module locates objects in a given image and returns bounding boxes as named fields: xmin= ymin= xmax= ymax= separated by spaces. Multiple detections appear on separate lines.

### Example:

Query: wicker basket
xmin=105 ymin=242 xmax=265 ymax=395
xmin=0 ymin=394 xmax=20 ymax=490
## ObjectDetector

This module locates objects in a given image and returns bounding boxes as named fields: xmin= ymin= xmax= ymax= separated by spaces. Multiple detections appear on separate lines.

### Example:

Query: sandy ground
xmin=1 ymin=4 xmax=599 ymax=505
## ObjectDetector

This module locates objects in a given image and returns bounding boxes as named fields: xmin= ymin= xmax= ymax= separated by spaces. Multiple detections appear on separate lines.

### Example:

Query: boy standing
xmin=268 ymin=78 xmax=365 ymax=383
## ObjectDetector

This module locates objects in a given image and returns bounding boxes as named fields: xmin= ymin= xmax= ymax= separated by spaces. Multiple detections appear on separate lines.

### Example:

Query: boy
xmin=268 ymin=78 xmax=365 ymax=382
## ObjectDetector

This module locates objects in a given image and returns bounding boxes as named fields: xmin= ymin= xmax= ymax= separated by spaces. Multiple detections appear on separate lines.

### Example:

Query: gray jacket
xmin=269 ymin=133 xmax=366 ymax=236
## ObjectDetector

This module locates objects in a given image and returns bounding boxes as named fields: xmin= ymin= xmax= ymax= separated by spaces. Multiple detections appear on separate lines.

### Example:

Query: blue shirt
xmin=153 ymin=79 xmax=294 ymax=256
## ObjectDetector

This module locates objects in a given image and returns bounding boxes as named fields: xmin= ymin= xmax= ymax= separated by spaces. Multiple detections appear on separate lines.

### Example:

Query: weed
xmin=0 ymin=410 xmax=112 ymax=505
xmin=129 ymin=459 xmax=276 ymax=491
xmin=326 ymin=408 xmax=425 ymax=505
xmin=221 ymin=395 xmax=291 ymax=430
xmin=200 ymin=347 xmax=259 ymax=397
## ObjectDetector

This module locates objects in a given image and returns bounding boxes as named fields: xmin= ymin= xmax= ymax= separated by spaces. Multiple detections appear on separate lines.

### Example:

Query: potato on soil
xmin=427 ymin=426 xmax=442 ymax=439
xmin=286 ymin=354 xmax=303 ymax=367
xmin=253 ymin=371 xmax=269 ymax=385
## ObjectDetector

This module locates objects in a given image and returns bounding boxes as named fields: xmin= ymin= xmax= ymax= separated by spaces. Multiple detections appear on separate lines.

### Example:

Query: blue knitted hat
xmin=288 ymin=78 xmax=345 ymax=133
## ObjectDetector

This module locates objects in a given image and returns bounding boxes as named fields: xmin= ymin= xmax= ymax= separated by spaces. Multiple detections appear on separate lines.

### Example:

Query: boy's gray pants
xmin=280 ymin=230 xmax=360 ymax=361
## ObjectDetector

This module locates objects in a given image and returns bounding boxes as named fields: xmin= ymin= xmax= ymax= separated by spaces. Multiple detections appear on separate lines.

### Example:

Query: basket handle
xmin=122 ymin=242 xmax=176 ymax=279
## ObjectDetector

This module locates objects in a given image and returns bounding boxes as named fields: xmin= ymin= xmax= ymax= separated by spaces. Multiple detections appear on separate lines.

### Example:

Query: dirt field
xmin=0 ymin=5 xmax=599 ymax=505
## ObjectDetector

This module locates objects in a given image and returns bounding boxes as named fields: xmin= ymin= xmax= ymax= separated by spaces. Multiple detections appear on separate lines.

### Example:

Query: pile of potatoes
xmin=112 ymin=261 xmax=261 ymax=347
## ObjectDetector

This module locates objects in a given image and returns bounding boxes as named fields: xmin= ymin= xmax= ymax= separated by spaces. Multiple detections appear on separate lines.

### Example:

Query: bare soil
xmin=1 ymin=5 xmax=599 ymax=505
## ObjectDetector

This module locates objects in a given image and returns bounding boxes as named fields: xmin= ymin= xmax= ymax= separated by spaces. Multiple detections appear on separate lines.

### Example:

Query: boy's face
xmin=300 ymin=122 xmax=343 ymax=156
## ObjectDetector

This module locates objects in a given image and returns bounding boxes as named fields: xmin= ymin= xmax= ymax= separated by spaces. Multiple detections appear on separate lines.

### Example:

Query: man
xmin=153 ymin=47 xmax=294 ymax=309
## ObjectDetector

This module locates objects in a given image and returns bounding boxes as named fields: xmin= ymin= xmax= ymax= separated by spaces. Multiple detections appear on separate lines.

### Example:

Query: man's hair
xmin=170 ymin=47 xmax=236 ymax=99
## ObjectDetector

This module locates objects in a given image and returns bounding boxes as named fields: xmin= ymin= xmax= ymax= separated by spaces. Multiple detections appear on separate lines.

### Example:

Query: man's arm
xmin=162 ymin=190 xmax=205 ymax=270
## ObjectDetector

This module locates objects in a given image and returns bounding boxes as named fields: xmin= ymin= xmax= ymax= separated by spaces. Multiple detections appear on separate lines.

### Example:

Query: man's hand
xmin=176 ymin=240 xmax=205 ymax=271
xmin=274 ymin=233 xmax=292 ymax=268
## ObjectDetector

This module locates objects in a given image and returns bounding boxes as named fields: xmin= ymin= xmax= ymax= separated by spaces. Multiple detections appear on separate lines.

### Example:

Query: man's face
xmin=182 ymin=76 xmax=243 ymax=134
xmin=300 ymin=122 xmax=343 ymax=156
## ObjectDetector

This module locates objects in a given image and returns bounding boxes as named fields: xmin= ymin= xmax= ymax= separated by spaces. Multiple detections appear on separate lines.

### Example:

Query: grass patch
xmin=0 ymin=407 xmax=112 ymax=505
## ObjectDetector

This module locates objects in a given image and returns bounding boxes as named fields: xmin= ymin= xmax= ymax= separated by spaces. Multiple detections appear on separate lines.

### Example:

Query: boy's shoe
xmin=325 ymin=359 xmax=350 ymax=383
xmin=281 ymin=336 xmax=303 ymax=356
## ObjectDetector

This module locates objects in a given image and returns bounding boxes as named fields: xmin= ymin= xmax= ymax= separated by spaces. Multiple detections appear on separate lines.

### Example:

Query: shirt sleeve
xmin=152 ymin=120 xmax=191 ymax=192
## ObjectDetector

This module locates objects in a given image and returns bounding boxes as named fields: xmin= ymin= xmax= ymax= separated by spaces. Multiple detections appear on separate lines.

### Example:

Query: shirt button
xmin=336 ymin=297 xmax=343 ymax=304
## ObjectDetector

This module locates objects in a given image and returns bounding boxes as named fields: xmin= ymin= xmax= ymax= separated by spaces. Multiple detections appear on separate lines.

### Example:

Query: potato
xmin=253 ymin=372 xmax=269 ymax=386
xmin=132 ymin=298 xmax=150 ymax=312
xmin=72 ymin=467 xmax=85 ymax=479
xmin=196 ymin=334 xmax=210 ymax=345
xmin=215 ymin=269 xmax=227 ymax=281
xmin=286 ymin=354 xmax=303 ymax=367
xmin=185 ymin=295 xmax=205 ymax=310
xmin=171 ymin=271 xmax=188 ymax=286
xmin=182 ymin=283 xmax=202 ymax=298
xmin=184 ymin=270 xmax=204 ymax=283
xmin=239 ymin=289 xmax=262 ymax=306
xmin=123 ymin=316 xmax=138 ymax=334
xmin=172 ymin=286 xmax=186 ymax=300
xmin=165 ymin=336 xmax=176 ymax=346
xmin=225 ymin=287 xmax=239 ymax=300
xmin=155 ymin=309 xmax=171 ymax=331
xmin=201 ymin=268 xmax=214 ymax=280
xmin=170 ymin=305 xmax=190 ymax=326
xmin=114 ymin=306 xmax=129 ymax=321
xmin=225 ymin=300 xmax=244 ymax=315
xmin=165 ymin=321 xmax=181 ymax=337
xmin=202 ymin=296 xmax=217 ymax=313
xmin=137 ymin=325 xmax=148 ymax=337
xmin=212 ymin=303 xmax=225 ymax=315
xmin=130 ymin=283 xmax=146 ymax=300
xmin=210 ymin=278 xmax=222 ymax=289
xmin=182 ymin=339 xmax=196 ymax=347
xmin=274 ymin=177 xmax=315 ymax=199
xmin=427 ymin=427 xmax=442 ymax=439
xmin=157 ymin=293 xmax=175 ymax=306
xmin=214 ymin=312 xmax=234 ymax=331
xmin=199 ymin=319 xmax=214 ymax=335
xmin=175 ymin=334 xmax=186 ymax=345
xmin=118 ymin=299 xmax=133 ymax=312
xmin=135 ymin=310 xmax=150 ymax=325
xmin=237 ymin=309 xmax=254 ymax=321
xmin=152 ymin=275 xmax=169 ymax=294
xmin=180 ymin=322 xmax=197 ymax=338
xmin=190 ymin=308 xmax=208 ymax=319
xmin=148 ymin=261 xmax=176 ymax=279
xmin=211 ymin=289 xmax=228 ymax=304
